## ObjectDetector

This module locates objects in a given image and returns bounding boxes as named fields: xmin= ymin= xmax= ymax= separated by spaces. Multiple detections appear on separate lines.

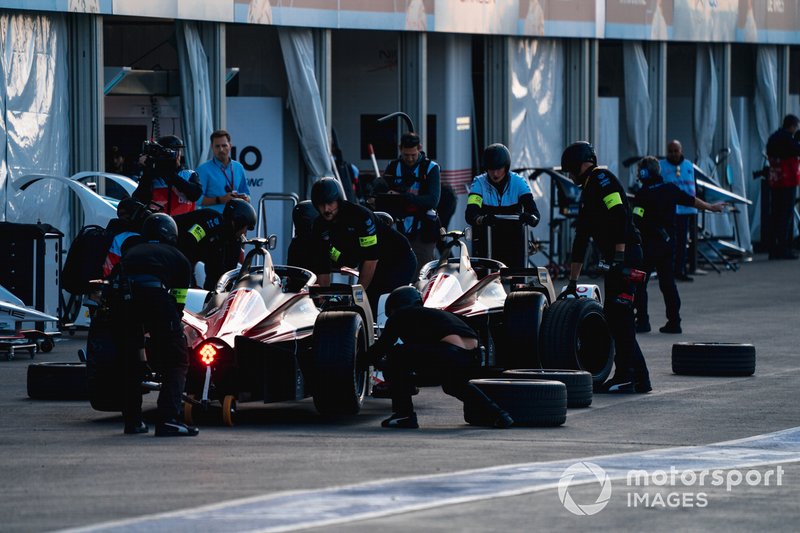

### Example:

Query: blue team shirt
xmin=468 ymin=171 xmax=533 ymax=207
xmin=196 ymin=158 xmax=251 ymax=213
xmin=660 ymin=158 xmax=697 ymax=215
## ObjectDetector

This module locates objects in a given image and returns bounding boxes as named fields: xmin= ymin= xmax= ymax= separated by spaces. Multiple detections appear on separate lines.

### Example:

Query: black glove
xmin=479 ymin=214 xmax=497 ymax=226
xmin=557 ymin=279 xmax=578 ymax=300
xmin=520 ymin=212 xmax=540 ymax=227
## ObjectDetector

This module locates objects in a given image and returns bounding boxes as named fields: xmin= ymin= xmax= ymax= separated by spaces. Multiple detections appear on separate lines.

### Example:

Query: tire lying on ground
xmin=27 ymin=362 xmax=89 ymax=400
xmin=503 ymin=369 xmax=593 ymax=408
xmin=464 ymin=378 xmax=567 ymax=427
xmin=312 ymin=310 xmax=369 ymax=416
xmin=539 ymin=298 xmax=614 ymax=385
xmin=672 ymin=342 xmax=755 ymax=376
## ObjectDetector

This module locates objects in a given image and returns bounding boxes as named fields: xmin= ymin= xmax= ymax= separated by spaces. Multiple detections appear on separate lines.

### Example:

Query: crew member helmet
xmin=156 ymin=135 xmax=185 ymax=150
xmin=292 ymin=200 xmax=318 ymax=237
xmin=142 ymin=213 xmax=178 ymax=245
xmin=116 ymin=197 xmax=152 ymax=227
xmin=223 ymin=198 xmax=257 ymax=231
xmin=637 ymin=156 xmax=661 ymax=181
xmin=483 ymin=143 xmax=511 ymax=172
xmin=310 ymin=178 xmax=344 ymax=209
xmin=385 ymin=286 xmax=423 ymax=318
xmin=560 ymin=141 xmax=597 ymax=177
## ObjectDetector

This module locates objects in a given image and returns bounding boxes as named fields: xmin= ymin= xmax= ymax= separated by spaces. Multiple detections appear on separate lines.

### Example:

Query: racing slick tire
xmin=499 ymin=291 xmax=547 ymax=369
xmin=464 ymin=378 xmax=567 ymax=427
xmin=312 ymin=310 xmax=369 ymax=416
xmin=672 ymin=343 xmax=755 ymax=376
xmin=502 ymin=369 xmax=593 ymax=408
xmin=539 ymin=299 xmax=613 ymax=386
xmin=27 ymin=362 xmax=89 ymax=400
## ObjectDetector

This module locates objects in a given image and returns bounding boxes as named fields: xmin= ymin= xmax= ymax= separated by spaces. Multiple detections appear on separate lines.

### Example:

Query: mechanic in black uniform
xmin=559 ymin=141 xmax=650 ymax=394
xmin=465 ymin=144 xmax=540 ymax=268
xmin=173 ymin=199 xmax=257 ymax=290
xmin=631 ymin=157 xmax=725 ymax=335
xmin=309 ymin=178 xmax=417 ymax=315
xmin=113 ymin=213 xmax=198 ymax=436
xmin=286 ymin=200 xmax=319 ymax=272
xmin=369 ymin=286 xmax=514 ymax=429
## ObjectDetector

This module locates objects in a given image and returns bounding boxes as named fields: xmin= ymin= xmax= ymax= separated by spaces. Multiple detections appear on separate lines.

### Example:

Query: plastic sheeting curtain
xmin=751 ymin=46 xmax=779 ymax=242
xmin=510 ymin=38 xmax=564 ymax=245
xmin=623 ymin=42 xmax=651 ymax=187
xmin=693 ymin=46 xmax=717 ymax=178
xmin=176 ymin=21 xmax=213 ymax=170
xmin=0 ymin=14 xmax=70 ymax=235
xmin=726 ymin=107 xmax=752 ymax=252
xmin=278 ymin=28 xmax=332 ymax=182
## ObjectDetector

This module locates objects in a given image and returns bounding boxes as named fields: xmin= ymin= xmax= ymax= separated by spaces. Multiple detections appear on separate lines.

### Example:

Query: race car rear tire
xmin=312 ymin=311 xmax=369 ymax=415
xmin=502 ymin=369 xmax=593 ymax=408
xmin=27 ymin=362 xmax=89 ymax=400
xmin=539 ymin=299 xmax=614 ymax=385
xmin=464 ymin=378 xmax=567 ymax=427
xmin=499 ymin=291 xmax=547 ymax=369
xmin=672 ymin=342 xmax=755 ymax=376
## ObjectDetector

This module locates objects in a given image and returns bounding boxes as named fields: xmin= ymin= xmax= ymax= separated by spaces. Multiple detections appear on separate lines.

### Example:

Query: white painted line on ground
xmin=61 ymin=426 xmax=800 ymax=533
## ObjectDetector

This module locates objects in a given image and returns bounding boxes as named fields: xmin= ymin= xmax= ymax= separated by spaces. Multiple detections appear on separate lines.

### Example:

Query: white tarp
xmin=0 ymin=14 xmax=70 ymax=236
xmin=622 ymin=42 xmax=651 ymax=187
xmin=726 ymin=106 xmax=752 ymax=252
xmin=510 ymin=38 xmax=564 ymax=250
xmin=751 ymin=46 xmax=779 ymax=242
xmin=278 ymin=28 xmax=332 ymax=182
xmin=176 ymin=21 xmax=213 ymax=169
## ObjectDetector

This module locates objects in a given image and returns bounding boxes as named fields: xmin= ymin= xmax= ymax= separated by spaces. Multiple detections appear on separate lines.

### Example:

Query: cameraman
xmin=133 ymin=135 xmax=202 ymax=216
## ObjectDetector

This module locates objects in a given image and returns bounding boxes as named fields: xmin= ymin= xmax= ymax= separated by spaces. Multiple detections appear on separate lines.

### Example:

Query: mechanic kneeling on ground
xmin=309 ymin=178 xmax=417 ymax=316
xmin=368 ymin=286 xmax=514 ymax=429
xmin=559 ymin=141 xmax=651 ymax=394
xmin=174 ymin=199 xmax=256 ymax=290
xmin=465 ymin=143 xmax=540 ymax=268
xmin=111 ymin=213 xmax=199 ymax=437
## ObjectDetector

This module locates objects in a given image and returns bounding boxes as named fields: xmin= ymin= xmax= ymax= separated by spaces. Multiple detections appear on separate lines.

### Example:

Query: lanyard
xmin=218 ymin=161 xmax=234 ymax=191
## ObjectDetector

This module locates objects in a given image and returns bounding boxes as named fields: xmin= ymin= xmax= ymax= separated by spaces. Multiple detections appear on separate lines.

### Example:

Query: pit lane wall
xmin=7 ymin=0 xmax=799 ymax=44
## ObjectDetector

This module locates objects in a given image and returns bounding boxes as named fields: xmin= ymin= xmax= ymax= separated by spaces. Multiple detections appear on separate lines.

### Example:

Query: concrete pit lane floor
xmin=1 ymin=253 xmax=799 ymax=532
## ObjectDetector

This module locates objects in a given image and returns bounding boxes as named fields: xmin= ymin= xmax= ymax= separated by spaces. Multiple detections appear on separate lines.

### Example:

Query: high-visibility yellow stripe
xmin=359 ymin=235 xmax=377 ymax=247
xmin=603 ymin=192 xmax=622 ymax=209
xmin=633 ymin=206 xmax=645 ymax=217
xmin=330 ymin=247 xmax=342 ymax=262
xmin=467 ymin=194 xmax=483 ymax=207
xmin=170 ymin=288 xmax=188 ymax=304
xmin=189 ymin=224 xmax=206 ymax=242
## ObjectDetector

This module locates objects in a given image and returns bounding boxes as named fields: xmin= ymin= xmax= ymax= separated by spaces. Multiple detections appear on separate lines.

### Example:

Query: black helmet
xmin=637 ymin=156 xmax=661 ymax=181
xmin=156 ymin=135 xmax=184 ymax=150
xmin=142 ymin=213 xmax=178 ymax=245
xmin=292 ymin=200 xmax=318 ymax=237
xmin=223 ymin=198 xmax=257 ymax=231
xmin=310 ymin=178 xmax=344 ymax=209
xmin=116 ymin=197 xmax=153 ymax=228
xmin=483 ymin=143 xmax=511 ymax=171
xmin=560 ymin=141 xmax=597 ymax=177
xmin=385 ymin=286 xmax=422 ymax=318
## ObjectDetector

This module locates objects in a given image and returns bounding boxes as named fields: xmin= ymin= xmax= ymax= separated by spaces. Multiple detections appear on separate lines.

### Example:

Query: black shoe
xmin=675 ymin=274 xmax=694 ymax=282
xmin=123 ymin=421 xmax=148 ymax=435
xmin=155 ymin=419 xmax=199 ymax=437
xmin=493 ymin=410 xmax=514 ymax=429
xmin=381 ymin=412 xmax=419 ymax=429
xmin=596 ymin=376 xmax=651 ymax=394
xmin=659 ymin=321 xmax=682 ymax=334
xmin=635 ymin=320 xmax=651 ymax=333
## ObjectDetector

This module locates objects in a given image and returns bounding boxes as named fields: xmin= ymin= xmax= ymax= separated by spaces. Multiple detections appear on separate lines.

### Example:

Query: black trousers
xmin=115 ymin=287 xmax=189 ymax=424
xmin=769 ymin=186 xmax=798 ymax=255
xmin=366 ymin=249 xmax=417 ymax=316
xmin=383 ymin=342 xmax=499 ymax=417
xmin=673 ymin=214 xmax=695 ymax=276
xmin=603 ymin=246 xmax=649 ymax=381
xmin=635 ymin=242 xmax=680 ymax=324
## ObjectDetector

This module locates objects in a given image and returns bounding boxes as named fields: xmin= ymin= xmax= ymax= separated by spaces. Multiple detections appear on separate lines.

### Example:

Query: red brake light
xmin=199 ymin=343 xmax=217 ymax=366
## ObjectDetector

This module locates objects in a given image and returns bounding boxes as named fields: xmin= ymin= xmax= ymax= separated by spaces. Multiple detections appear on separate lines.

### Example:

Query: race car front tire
xmin=27 ymin=362 xmax=89 ymax=400
xmin=539 ymin=299 xmax=614 ymax=385
xmin=672 ymin=342 xmax=756 ymax=376
xmin=312 ymin=310 xmax=369 ymax=415
xmin=499 ymin=291 xmax=547 ymax=369
xmin=464 ymin=378 xmax=567 ymax=427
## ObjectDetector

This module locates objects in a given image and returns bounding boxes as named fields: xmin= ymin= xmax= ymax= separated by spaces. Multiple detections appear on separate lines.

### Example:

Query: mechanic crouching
xmin=111 ymin=213 xmax=198 ymax=436
xmin=559 ymin=141 xmax=651 ymax=394
xmin=369 ymin=286 xmax=514 ymax=429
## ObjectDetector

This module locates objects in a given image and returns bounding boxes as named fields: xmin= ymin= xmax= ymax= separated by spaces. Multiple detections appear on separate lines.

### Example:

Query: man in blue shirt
xmin=659 ymin=140 xmax=697 ymax=281
xmin=196 ymin=129 xmax=252 ymax=214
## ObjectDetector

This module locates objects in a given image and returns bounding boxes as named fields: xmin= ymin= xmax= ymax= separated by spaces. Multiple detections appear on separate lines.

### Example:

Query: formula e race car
xmin=400 ymin=227 xmax=613 ymax=384
xmin=180 ymin=238 xmax=373 ymax=426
